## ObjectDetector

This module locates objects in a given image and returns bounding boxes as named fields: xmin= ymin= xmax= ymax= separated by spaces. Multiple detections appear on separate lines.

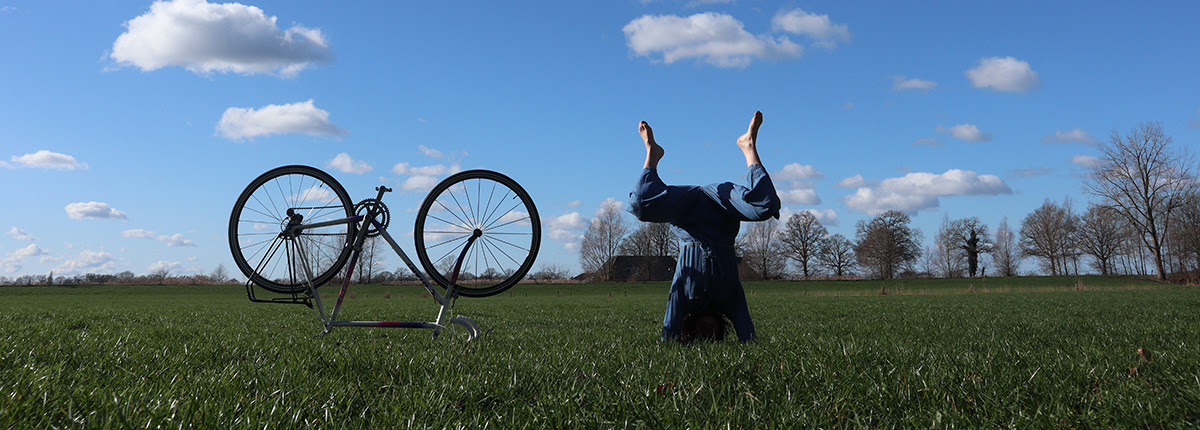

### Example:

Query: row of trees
xmin=580 ymin=122 xmax=1199 ymax=282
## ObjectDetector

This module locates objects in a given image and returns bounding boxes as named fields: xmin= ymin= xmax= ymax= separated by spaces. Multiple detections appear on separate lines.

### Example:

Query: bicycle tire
xmin=229 ymin=165 xmax=356 ymax=293
xmin=415 ymin=170 xmax=540 ymax=297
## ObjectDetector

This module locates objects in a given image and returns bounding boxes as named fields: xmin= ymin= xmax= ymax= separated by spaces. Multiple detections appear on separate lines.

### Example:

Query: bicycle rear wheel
xmin=415 ymin=170 xmax=540 ymax=297
xmin=229 ymin=165 xmax=356 ymax=293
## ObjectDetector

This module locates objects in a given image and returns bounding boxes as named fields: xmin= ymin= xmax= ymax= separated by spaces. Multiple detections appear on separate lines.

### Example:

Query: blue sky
xmin=2 ymin=0 xmax=1199 ymax=279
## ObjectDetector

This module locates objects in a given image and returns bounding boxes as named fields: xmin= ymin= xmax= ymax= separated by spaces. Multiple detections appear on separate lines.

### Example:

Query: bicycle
xmin=227 ymin=165 xmax=540 ymax=341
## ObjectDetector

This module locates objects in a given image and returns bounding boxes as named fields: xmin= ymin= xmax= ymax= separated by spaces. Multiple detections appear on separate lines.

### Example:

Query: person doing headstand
xmin=627 ymin=111 xmax=781 ymax=343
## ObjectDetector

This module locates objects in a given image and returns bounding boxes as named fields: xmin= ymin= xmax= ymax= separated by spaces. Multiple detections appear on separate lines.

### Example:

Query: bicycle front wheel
xmin=229 ymin=165 xmax=356 ymax=293
xmin=415 ymin=170 xmax=540 ymax=297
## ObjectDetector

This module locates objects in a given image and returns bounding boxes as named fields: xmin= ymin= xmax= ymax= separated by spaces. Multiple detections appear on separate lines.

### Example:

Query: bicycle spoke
xmin=435 ymin=200 xmax=474 ymax=230
xmin=480 ymin=189 xmax=513 ymax=229
xmin=484 ymin=200 xmax=525 ymax=230
xmin=445 ymin=186 xmax=476 ymax=227
xmin=481 ymin=236 xmax=522 ymax=266
xmin=484 ymin=235 xmax=530 ymax=253
xmin=426 ymin=233 xmax=472 ymax=250
xmin=487 ymin=215 xmax=531 ymax=231
xmin=426 ymin=213 xmax=472 ymax=231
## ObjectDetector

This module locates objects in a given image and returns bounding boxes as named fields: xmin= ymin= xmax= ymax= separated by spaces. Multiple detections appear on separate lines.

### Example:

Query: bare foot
xmin=737 ymin=111 xmax=763 ymax=166
xmin=640 ymin=121 xmax=665 ymax=168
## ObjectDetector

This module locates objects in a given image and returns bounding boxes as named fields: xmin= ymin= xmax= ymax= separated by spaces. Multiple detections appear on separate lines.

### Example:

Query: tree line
xmin=581 ymin=121 xmax=1199 ymax=282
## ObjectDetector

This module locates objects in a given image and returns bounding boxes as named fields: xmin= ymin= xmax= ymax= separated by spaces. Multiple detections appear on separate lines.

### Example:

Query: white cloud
xmin=596 ymin=197 xmax=624 ymax=216
xmin=782 ymin=207 xmax=839 ymax=227
xmin=148 ymin=260 xmax=184 ymax=274
xmin=392 ymin=163 xmax=448 ymax=177
xmin=122 ymin=229 xmax=197 ymax=247
xmin=12 ymin=243 xmax=48 ymax=259
xmin=843 ymin=169 xmax=1012 ymax=214
xmin=936 ymin=124 xmax=992 ymax=143
xmin=1071 ymin=154 xmax=1102 ymax=168
xmin=326 ymin=153 xmax=372 ymax=175
xmin=805 ymin=208 xmax=839 ymax=226
xmin=418 ymin=145 xmax=444 ymax=158
xmin=292 ymin=186 xmax=335 ymax=203
xmin=1 ymin=244 xmax=49 ymax=273
xmin=110 ymin=0 xmax=330 ymax=77
xmin=53 ymin=250 xmax=121 ymax=275
xmin=835 ymin=174 xmax=872 ymax=188
xmin=892 ymin=75 xmax=937 ymax=91
xmin=401 ymin=175 xmax=439 ymax=192
xmin=965 ymin=56 xmax=1040 ymax=93
xmin=567 ymin=200 xmax=582 ymax=208
xmin=217 ymin=100 xmax=346 ymax=140
xmin=775 ymin=163 xmax=824 ymax=180
xmin=6 ymin=150 xmax=87 ymax=170
xmin=8 ymin=227 xmax=36 ymax=241
xmin=392 ymin=162 xmax=460 ymax=192
xmin=65 ymin=202 xmax=127 ymax=220
xmin=913 ymin=138 xmax=943 ymax=147
xmin=623 ymin=12 xmax=803 ymax=68
xmin=121 ymin=229 xmax=157 ymax=239
xmin=548 ymin=212 xmax=588 ymax=231
xmin=546 ymin=211 xmax=591 ymax=253
xmin=780 ymin=189 xmax=821 ymax=205
xmin=1041 ymin=128 xmax=1096 ymax=144
xmin=771 ymin=8 xmax=852 ymax=48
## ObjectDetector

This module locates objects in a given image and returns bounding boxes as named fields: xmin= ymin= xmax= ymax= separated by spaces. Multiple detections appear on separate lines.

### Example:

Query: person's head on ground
xmin=679 ymin=310 xmax=728 ymax=343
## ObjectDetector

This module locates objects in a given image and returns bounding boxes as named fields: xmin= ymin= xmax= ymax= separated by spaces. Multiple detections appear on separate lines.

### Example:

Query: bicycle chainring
xmin=354 ymin=199 xmax=390 ymax=237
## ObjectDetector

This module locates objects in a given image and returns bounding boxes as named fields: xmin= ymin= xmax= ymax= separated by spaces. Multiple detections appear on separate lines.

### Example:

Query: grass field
xmin=2 ymin=276 xmax=1199 ymax=428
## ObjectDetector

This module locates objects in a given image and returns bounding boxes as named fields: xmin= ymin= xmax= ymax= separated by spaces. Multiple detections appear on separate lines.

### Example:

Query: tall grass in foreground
xmin=1 ymin=277 xmax=1198 ymax=428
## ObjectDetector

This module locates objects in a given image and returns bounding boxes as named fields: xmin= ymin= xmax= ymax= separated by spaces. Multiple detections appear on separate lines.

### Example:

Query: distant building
xmin=606 ymin=256 xmax=677 ymax=282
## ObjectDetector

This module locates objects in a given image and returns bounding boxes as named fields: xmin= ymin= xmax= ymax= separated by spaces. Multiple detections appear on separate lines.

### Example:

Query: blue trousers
xmin=627 ymin=165 xmax=780 ymax=342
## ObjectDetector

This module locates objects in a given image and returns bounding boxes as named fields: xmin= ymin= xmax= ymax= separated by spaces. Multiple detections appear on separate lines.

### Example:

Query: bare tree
xmin=1084 ymin=122 xmax=1196 ymax=281
xmin=817 ymin=233 xmax=856 ymax=277
xmin=950 ymin=217 xmax=990 ymax=277
xmin=991 ymin=217 xmax=1020 ymax=276
xmin=854 ymin=210 xmax=922 ymax=279
xmin=355 ymin=236 xmax=387 ymax=284
xmin=780 ymin=211 xmax=827 ymax=278
xmin=1019 ymin=199 xmax=1078 ymax=276
xmin=619 ymin=222 xmax=678 ymax=257
xmin=149 ymin=267 xmax=171 ymax=285
xmin=209 ymin=264 xmax=230 ymax=284
xmin=1077 ymin=204 xmax=1125 ymax=275
xmin=931 ymin=214 xmax=966 ymax=278
xmin=737 ymin=217 xmax=787 ymax=280
xmin=579 ymin=201 xmax=628 ymax=279
xmin=528 ymin=263 xmax=570 ymax=282
xmin=1168 ymin=193 xmax=1200 ymax=277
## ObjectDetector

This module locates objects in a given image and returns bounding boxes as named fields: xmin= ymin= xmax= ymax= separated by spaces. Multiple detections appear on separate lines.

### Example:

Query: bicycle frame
xmin=246 ymin=185 xmax=482 ymax=341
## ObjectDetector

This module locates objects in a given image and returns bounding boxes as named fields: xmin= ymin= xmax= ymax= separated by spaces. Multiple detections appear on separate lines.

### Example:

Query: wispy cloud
xmin=1041 ymin=128 xmax=1096 ymax=144
xmin=936 ymin=124 xmax=992 ymax=143
xmin=122 ymin=229 xmax=196 ymax=247
xmin=892 ymin=75 xmax=937 ymax=91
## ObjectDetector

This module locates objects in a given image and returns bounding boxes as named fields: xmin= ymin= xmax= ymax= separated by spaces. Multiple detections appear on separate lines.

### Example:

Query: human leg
xmin=640 ymin=121 xmax=665 ymax=169
xmin=737 ymin=111 xmax=764 ymax=167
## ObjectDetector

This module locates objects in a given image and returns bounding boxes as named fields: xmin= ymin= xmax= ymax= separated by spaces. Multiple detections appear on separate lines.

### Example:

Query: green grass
xmin=2 ymin=277 xmax=1199 ymax=428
